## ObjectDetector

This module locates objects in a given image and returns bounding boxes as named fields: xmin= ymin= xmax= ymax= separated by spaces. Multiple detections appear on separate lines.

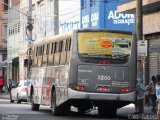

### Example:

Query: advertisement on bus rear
xmin=78 ymin=32 xmax=132 ymax=60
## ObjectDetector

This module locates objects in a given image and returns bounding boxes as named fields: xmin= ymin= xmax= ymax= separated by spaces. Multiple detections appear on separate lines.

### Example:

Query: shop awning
xmin=0 ymin=56 xmax=18 ymax=67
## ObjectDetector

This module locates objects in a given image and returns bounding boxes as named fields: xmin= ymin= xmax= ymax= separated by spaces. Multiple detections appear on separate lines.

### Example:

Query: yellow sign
xmin=78 ymin=32 xmax=132 ymax=55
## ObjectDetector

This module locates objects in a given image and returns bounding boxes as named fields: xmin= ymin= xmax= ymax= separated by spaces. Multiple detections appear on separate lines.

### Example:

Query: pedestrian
xmin=156 ymin=75 xmax=160 ymax=118
xmin=145 ymin=83 xmax=152 ymax=106
xmin=150 ymin=76 xmax=157 ymax=113
xmin=8 ymin=79 xmax=15 ymax=92
xmin=8 ymin=79 xmax=11 ymax=92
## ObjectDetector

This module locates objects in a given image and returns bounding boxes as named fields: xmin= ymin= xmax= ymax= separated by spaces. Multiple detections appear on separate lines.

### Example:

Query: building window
xmin=93 ymin=0 xmax=96 ymax=6
xmin=90 ymin=0 xmax=93 ymax=7
xmin=81 ymin=0 xmax=84 ymax=10
xmin=4 ymin=0 xmax=8 ymax=11
xmin=84 ymin=0 xmax=87 ymax=8
xmin=3 ymin=25 xmax=7 ymax=39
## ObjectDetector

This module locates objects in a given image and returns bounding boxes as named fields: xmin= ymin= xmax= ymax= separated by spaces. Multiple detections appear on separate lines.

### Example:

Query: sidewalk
xmin=0 ymin=92 xmax=10 ymax=100
xmin=0 ymin=93 xmax=156 ymax=115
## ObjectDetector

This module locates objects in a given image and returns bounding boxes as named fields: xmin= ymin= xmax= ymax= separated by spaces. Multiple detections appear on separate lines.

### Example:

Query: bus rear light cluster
xmin=96 ymin=86 xmax=110 ymax=92
xmin=121 ymin=88 xmax=129 ymax=92
xmin=72 ymin=85 xmax=85 ymax=91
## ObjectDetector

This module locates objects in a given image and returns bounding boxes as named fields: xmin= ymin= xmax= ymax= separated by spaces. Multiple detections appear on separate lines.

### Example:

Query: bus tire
xmin=98 ymin=106 xmax=117 ymax=118
xmin=51 ymin=90 xmax=71 ymax=116
xmin=51 ymin=90 xmax=57 ymax=115
xmin=77 ymin=107 xmax=87 ymax=114
xmin=31 ymin=94 xmax=40 ymax=111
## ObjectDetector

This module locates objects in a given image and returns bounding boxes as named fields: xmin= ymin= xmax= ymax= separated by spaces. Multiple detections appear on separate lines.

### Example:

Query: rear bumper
xmin=68 ymin=88 xmax=136 ymax=102
xmin=18 ymin=92 xmax=28 ymax=101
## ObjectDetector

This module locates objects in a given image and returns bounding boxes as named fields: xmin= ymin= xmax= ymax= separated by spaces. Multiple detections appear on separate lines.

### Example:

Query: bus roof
xmin=29 ymin=29 xmax=132 ymax=47
xmin=30 ymin=31 xmax=73 ymax=47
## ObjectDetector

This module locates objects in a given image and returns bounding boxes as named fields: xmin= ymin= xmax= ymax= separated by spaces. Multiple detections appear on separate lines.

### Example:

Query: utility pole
xmin=26 ymin=0 xmax=33 ymax=79
xmin=54 ymin=0 xmax=59 ymax=35
xmin=135 ymin=0 xmax=144 ymax=113
xmin=27 ymin=0 xmax=33 ymax=43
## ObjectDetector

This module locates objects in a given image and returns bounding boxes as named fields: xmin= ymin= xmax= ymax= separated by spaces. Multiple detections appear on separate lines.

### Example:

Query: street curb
xmin=0 ymin=94 xmax=10 ymax=100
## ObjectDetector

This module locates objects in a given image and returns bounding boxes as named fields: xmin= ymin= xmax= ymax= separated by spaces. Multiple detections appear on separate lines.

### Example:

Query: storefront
xmin=1 ymin=56 xmax=19 ymax=86
xmin=146 ymin=33 xmax=160 ymax=81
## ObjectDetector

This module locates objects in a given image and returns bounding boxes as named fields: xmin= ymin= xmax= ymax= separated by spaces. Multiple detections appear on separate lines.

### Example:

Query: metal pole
xmin=27 ymin=0 xmax=33 ymax=43
xmin=54 ymin=0 xmax=59 ymax=35
xmin=135 ymin=0 xmax=144 ymax=113
xmin=136 ymin=0 xmax=143 ymax=41
xmin=27 ymin=0 xmax=33 ymax=79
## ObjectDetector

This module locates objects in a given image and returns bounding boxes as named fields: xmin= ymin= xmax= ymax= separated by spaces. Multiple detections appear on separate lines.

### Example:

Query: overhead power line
xmin=0 ymin=1 xmax=28 ymax=17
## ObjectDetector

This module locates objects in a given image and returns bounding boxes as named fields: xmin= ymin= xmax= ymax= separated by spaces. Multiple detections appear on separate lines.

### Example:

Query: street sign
xmin=137 ymin=40 xmax=147 ymax=57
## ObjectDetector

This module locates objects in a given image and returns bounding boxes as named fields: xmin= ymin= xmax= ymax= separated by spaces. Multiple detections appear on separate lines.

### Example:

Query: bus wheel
xmin=31 ymin=94 xmax=40 ymax=111
xmin=51 ymin=90 xmax=57 ymax=115
xmin=77 ymin=107 xmax=87 ymax=114
xmin=98 ymin=106 xmax=117 ymax=117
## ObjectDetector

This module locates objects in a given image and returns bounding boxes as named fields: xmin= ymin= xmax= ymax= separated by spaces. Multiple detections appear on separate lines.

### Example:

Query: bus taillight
xmin=72 ymin=85 xmax=85 ymax=91
xmin=125 ymin=88 xmax=129 ymax=92
xmin=22 ymin=88 xmax=28 ymax=92
xmin=121 ymin=88 xmax=129 ymax=93
xmin=121 ymin=88 xmax=125 ymax=92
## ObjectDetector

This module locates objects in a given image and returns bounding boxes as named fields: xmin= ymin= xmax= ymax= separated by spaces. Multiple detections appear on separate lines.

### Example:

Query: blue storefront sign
xmin=80 ymin=0 xmax=134 ymax=32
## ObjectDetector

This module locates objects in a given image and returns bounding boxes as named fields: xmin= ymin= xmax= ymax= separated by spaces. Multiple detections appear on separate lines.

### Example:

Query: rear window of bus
xmin=78 ymin=31 xmax=132 ymax=64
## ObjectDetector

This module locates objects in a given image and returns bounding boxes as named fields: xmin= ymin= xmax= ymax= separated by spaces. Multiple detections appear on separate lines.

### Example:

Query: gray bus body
xmin=29 ymin=29 xmax=136 ymax=116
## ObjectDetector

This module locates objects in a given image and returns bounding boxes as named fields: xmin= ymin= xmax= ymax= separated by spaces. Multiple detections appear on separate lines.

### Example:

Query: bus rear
xmin=68 ymin=30 xmax=136 ymax=116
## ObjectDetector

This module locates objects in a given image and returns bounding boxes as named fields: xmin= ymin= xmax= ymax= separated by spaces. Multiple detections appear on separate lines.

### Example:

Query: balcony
xmin=0 ymin=11 xmax=8 ymax=20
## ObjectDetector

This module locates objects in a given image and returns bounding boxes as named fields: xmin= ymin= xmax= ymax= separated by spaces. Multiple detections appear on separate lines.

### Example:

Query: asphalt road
xmin=0 ymin=99 xmax=137 ymax=120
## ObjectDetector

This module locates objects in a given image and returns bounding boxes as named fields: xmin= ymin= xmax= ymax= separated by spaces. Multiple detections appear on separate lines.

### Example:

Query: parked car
xmin=10 ymin=80 xmax=30 ymax=103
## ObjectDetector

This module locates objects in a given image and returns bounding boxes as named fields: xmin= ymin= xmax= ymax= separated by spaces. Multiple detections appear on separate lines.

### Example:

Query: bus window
xmin=66 ymin=38 xmax=71 ymax=51
xmin=60 ymin=40 xmax=67 ymax=65
xmin=37 ymin=46 xmax=40 ymax=56
xmin=42 ymin=44 xmax=48 ymax=66
xmin=36 ymin=47 xmax=38 ymax=56
xmin=42 ymin=45 xmax=45 ymax=55
xmin=50 ymin=43 xmax=54 ymax=54
xmin=40 ymin=46 xmax=43 ymax=56
xmin=55 ymin=42 xmax=59 ymax=53
xmin=46 ymin=44 xmax=50 ymax=55
xmin=59 ymin=41 xmax=63 ymax=52
xmin=54 ymin=42 xmax=60 ymax=65
xmin=37 ymin=46 xmax=43 ymax=66
xmin=66 ymin=38 xmax=71 ymax=64
xmin=48 ymin=43 xmax=54 ymax=65
xmin=62 ymin=40 xmax=66 ymax=52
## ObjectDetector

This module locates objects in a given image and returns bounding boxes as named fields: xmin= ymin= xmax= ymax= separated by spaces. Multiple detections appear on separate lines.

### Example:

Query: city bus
xmin=26 ymin=29 xmax=137 ymax=117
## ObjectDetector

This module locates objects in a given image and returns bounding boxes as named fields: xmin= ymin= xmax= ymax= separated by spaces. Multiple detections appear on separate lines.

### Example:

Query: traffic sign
xmin=137 ymin=40 xmax=147 ymax=57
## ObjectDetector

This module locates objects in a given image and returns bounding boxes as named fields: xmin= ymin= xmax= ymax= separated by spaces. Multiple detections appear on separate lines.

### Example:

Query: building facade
xmin=59 ymin=0 xmax=80 ymax=33
xmin=0 ymin=0 xmax=8 ymax=90
xmin=7 ymin=0 xmax=20 ymax=83
xmin=18 ymin=0 xmax=80 ymax=80
xmin=118 ymin=0 xmax=160 ymax=84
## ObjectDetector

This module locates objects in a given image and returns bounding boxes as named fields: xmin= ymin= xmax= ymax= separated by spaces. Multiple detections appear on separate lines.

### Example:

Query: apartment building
xmin=2 ymin=0 xmax=80 ymax=83
xmin=6 ymin=0 xmax=20 ymax=84
xmin=0 ymin=0 xmax=8 ymax=89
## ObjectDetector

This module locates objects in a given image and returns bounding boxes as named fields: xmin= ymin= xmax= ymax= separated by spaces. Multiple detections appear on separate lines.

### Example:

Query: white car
xmin=10 ymin=80 xmax=30 ymax=103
